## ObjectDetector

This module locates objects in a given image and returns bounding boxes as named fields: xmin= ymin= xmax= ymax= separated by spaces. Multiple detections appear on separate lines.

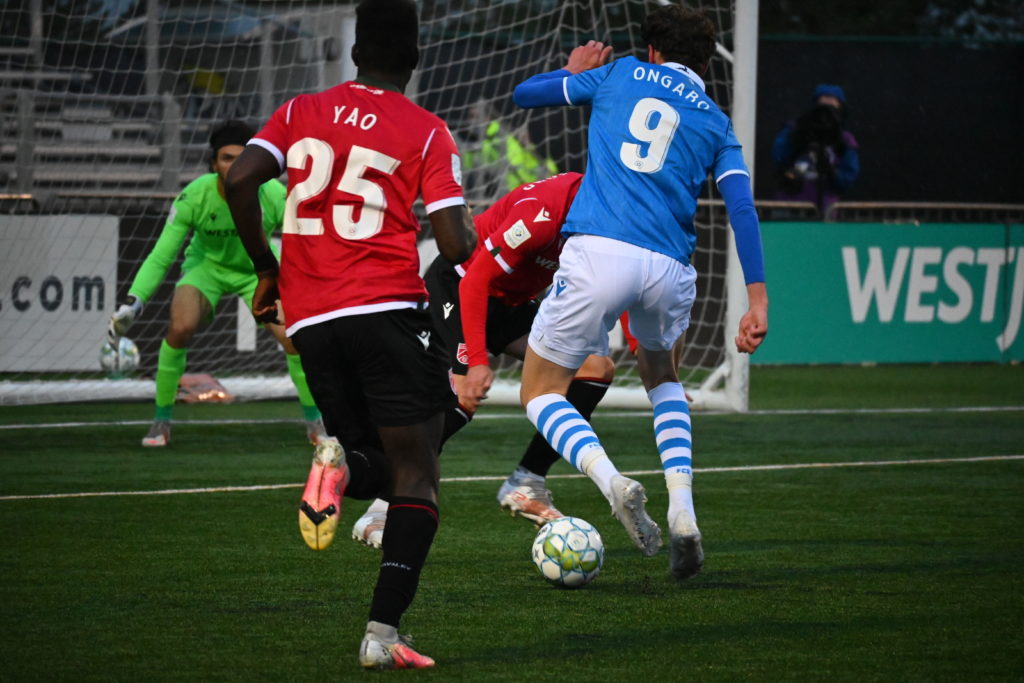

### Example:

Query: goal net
xmin=0 ymin=0 xmax=753 ymax=410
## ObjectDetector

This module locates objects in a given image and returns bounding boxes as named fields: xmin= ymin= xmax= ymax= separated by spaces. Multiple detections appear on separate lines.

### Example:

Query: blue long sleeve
xmin=513 ymin=69 xmax=572 ymax=108
xmin=718 ymin=173 xmax=765 ymax=284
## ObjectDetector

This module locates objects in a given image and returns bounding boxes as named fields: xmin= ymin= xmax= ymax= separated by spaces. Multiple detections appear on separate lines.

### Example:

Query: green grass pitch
xmin=1 ymin=364 xmax=1022 ymax=680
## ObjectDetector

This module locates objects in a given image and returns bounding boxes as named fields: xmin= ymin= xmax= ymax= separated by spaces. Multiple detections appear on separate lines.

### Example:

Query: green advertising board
xmin=754 ymin=223 xmax=1024 ymax=364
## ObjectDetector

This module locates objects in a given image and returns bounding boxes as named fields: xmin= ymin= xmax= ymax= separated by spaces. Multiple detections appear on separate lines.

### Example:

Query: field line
xmin=1 ymin=454 xmax=1021 ymax=502
xmin=1 ymin=404 xmax=1022 ymax=431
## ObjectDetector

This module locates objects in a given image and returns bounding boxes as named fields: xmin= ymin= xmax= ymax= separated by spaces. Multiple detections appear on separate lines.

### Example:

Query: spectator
xmin=772 ymin=83 xmax=860 ymax=215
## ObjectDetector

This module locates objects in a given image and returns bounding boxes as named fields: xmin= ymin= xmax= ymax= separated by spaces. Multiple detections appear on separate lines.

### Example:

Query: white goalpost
xmin=0 ymin=0 xmax=757 ymax=411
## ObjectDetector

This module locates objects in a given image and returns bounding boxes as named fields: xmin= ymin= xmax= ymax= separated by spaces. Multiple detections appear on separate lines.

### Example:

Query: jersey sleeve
xmin=420 ymin=125 xmax=466 ymax=214
xmin=250 ymin=97 xmax=297 ymax=172
xmin=127 ymin=192 xmax=194 ymax=302
xmin=564 ymin=60 xmax=617 ymax=105
xmin=513 ymin=69 xmax=573 ymax=108
xmin=458 ymin=255 xmax=506 ymax=367
xmin=482 ymin=198 xmax=559 ymax=274
xmin=712 ymin=120 xmax=750 ymax=183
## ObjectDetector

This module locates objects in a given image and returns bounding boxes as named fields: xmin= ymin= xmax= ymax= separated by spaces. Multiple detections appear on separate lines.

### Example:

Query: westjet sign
xmin=754 ymin=223 xmax=1024 ymax=364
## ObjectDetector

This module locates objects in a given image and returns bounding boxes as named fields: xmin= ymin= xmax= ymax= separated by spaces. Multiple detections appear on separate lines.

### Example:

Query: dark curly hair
xmin=355 ymin=0 xmax=420 ymax=73
xmin=640 ymin=5 xmax=717 ymax=74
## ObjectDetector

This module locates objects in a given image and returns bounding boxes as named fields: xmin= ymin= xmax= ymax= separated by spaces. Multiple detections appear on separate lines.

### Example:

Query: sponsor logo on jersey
xmin=535 ymin=256 xmax=558 ymax=271
xmin=503 ymin=220 xmax=531 ymax=249
xmin=534 ymin=208 xmax=551 ymax=223
xmin=456 ymin=342 xmax=469 ymax=365
xmin=451 ymin=154 xmax=463 ymax=186
xmin=555 ymin=279 xmax=567 ymax=296
xmin=443 ymin=302 xmax=454 ymax=319
xmin=417 ymin=330 xmax=431 ymax=349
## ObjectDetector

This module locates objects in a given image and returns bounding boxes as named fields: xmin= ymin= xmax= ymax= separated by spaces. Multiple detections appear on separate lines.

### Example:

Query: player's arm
xmin=717 ymin=171 xmax=768 ymax=353
xmin=428 ymin=206 xmax=476 ymax=265
xmin=108 ymin=197 xmax=191 ymax=342
xmin=224 ymin=144 xmax=282 ymax=323
xmin=513 ymin=40 xmax=612 ymax=108
xmin=457 ymin=252 xmax=509 ymax=410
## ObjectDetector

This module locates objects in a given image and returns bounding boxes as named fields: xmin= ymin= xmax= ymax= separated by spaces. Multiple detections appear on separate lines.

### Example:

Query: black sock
xmin=439 ymin=403 xmax=473 ymax=450
xmin=368 ymin=497 xmax=439 ymax=628
xmin=344 ymin=446 xmax=391 ymax=501
xmin=518 ymin=378 xmax=611 ymax=477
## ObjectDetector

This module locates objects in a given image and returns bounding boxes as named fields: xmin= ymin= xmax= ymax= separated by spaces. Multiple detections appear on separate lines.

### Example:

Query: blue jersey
xmin=555 ymin=56 xmax=748 ymax=264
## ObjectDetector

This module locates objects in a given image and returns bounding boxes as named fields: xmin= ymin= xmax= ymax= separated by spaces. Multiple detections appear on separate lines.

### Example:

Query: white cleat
xmin=668 ymin=511 xmax=704 ymax=580
xmin=352 ymin=506 xmax=387 ymax=550
xmin=359 ymin=621 xmax=435 ymax=670
xmin=607 ymin=475 xmax=662 ymax=556
xmin=497 ymin=470 xmax=563 ymax=526
xmin=142 ymin=420 xmax=170 ymax=447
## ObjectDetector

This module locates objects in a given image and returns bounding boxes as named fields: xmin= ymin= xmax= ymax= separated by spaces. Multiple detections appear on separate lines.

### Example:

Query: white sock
xmin=525 ymin=392 xmax=617 ymax=499
xmin=648 ymin=381 xmax=697 ymax=525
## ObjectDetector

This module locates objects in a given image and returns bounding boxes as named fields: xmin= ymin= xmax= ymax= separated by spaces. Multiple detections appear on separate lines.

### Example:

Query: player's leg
xmin=290 ymin=320 xmax=393 ymax=550
xmin=266 ymin=320 xmax=326 ymax=444
xmin=521 ymin=235 xmax=661 ymax=555
xmin=144 ymin=283 xmax=211 ymax=446
xmin=630 ymin=254 xmax=703 ymax=579
xmin=353 ymin=308 xmax=452 ymax=669
xmin=501 ymin=352 xmax=614 ymax=525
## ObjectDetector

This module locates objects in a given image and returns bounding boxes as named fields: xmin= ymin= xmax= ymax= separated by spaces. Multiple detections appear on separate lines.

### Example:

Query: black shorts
xmin=291 ymin=308 xmax=455 ymax=443
xmin=423 ymin=255 xmax=539 ymax=375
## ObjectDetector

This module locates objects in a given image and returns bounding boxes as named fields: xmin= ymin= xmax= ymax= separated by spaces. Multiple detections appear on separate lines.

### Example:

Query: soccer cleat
xmin=298 ymin=437 xmax=349 ymax=551
xmin=668 ymin=511 xmax=704 ymax=580
xmin=359 ymin=621 xmax=435 ymax=670
xmin=305 ymin=416 xmax=328 ymax=445
xmin=607 ymin=475 xmax=662 ymax=556
xmin=497 ymin=471 xmax=564 ymax=526
xmin=141 ymin=421 xmax=171 ymax=447
xmin=351 ymin=506 xmax=387 ymax=550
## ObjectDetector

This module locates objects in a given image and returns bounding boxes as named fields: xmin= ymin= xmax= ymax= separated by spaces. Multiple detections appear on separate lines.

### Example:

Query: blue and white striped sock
xmin=526 ymin=393 xmax=618 ymax=499
xmin=649 ymin=382 xmax=696 ymax=524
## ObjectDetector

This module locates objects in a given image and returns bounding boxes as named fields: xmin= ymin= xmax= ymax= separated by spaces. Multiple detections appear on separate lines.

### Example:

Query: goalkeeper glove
xmin=108 ymin=295 xmax=143 ymax=344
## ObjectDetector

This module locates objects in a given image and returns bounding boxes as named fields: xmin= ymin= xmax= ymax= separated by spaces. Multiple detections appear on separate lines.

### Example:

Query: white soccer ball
xmin=100 ymin=337 xmax=140 ymax=376
xmin=531 ymin=516 xmax=604 ymax=588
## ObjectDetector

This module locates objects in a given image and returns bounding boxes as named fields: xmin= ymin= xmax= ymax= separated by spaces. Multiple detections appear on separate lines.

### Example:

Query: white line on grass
xmin=1 ymin=454 xmax=1021 ymax=502
xmin=1 ymin=404 xmax=1022 ymax=431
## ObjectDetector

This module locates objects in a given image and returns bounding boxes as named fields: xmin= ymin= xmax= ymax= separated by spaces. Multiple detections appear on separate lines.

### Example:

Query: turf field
xmin=1 ymin=364 xmax=1022 ymax=680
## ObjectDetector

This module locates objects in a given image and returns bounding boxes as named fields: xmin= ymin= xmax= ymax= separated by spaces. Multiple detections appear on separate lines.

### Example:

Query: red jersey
xmin=252 ymin=81 xmax=464 ymax=335
xmin=456 ymin=172 xmax=583 ymax=366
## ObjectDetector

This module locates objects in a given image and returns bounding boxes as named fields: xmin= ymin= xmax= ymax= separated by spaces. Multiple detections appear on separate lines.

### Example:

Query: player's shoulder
xmin=176 ymin=173 xmax=217 ymax=203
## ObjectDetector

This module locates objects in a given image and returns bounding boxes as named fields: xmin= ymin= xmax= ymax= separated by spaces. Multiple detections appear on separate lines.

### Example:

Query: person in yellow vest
xmin=465 ymin=119 xmax=558 ymax=195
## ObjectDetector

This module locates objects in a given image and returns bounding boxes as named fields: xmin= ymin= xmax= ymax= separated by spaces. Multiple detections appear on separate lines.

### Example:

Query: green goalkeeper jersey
xmin=128 ymin=173 xmax=286 ymax=303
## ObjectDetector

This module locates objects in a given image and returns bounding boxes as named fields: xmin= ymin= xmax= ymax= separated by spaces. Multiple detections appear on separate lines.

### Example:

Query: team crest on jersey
xmin=451 ymin=154 xmax=463 ymax=186
xmin=503 ymin=220 xmax=531 ymax=249
xmin=456 ymin=343 xmax=469 ymax=365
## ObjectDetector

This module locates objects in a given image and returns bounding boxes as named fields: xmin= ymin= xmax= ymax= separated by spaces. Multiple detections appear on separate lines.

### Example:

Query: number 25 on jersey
xmin=283 ymin=137 xmax=400 ymax=240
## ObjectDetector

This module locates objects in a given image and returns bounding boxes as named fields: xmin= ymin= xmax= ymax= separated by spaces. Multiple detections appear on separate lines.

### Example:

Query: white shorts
xmin=529 ymin=234 xmax=697 ymax=369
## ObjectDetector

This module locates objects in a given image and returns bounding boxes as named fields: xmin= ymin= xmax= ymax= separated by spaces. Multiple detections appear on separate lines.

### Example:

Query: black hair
xmin=355 ymin=0 xmax=419 ymax=73
xmin=209 ymin=119 xmax=254 ymax=153
xmin=640 ymin=5 xmax=717 ymax=74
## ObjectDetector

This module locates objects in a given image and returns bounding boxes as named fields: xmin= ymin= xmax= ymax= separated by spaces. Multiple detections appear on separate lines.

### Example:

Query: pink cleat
xmin=359 ymin=621 xmax=435 ymax=669
xmin=298 ymin=437 xmax=348 ymax=551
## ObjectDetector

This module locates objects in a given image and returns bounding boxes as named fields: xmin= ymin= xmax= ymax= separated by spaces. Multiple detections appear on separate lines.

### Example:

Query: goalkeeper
xmin=108 ymin=119 xmax=325 ymax=447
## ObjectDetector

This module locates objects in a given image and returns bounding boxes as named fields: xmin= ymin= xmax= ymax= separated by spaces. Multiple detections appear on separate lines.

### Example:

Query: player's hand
xmin=107 ymin=295 xmax=142 ymax=345
xmin=461 ymin=364 xmax=494 ymax=412
xmin=251 ymin=274 xmax=282 ymax=324
xmin=735 ymin=307 xmax=768 ymax=354
xmin=564 ymin=40 xmax=612 ymax=74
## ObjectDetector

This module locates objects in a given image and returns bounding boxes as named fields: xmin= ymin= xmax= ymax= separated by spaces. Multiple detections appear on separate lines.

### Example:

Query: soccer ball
xmin=99 ymin=337 xmax=140 ymax=376
xmin=531 ymin=516 xmax=604 ymax=588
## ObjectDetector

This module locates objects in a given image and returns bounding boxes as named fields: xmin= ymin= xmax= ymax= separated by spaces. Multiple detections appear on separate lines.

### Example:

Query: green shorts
xmin=177 ymin=258 xmax=258 ymax=316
